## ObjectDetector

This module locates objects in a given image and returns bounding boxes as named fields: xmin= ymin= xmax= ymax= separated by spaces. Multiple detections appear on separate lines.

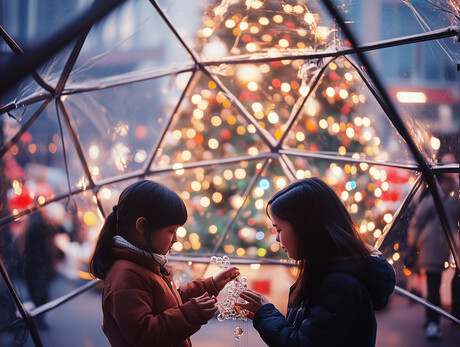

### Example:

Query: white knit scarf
xmin=113 ymin=235 xmax=168 ymax=268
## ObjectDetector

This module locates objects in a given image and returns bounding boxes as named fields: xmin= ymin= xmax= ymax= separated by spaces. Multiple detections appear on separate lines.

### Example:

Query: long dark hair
xmin=266 ymin=177 xmax=370 ymax=306
xmin=89 ymin=180 xmax=187 ymax=279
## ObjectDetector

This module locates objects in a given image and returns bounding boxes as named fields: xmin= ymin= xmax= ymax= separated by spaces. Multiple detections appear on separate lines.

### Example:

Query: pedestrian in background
xmin=407 ymin=154 xmax=459 ymax=339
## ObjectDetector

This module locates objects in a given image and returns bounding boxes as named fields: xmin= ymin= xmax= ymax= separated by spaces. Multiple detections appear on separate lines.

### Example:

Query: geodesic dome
xmin=0 ymin=0 xmax=459 ymax=345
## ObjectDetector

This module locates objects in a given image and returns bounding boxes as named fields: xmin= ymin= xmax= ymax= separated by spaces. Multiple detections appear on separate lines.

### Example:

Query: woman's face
xmin=146 ymin=224 xmax=180 ymax=255
xmin=268 ymin=208 xmax=300 ymax=260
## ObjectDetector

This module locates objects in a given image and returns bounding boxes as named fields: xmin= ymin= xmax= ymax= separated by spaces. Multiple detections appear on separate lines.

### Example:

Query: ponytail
xmin=89 ymin=210 xmax=118 ymax=280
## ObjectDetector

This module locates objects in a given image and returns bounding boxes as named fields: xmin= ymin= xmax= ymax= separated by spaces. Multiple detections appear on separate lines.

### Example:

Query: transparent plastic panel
xmin=284 ymin=56 xmax=416 ymax=164
xmin=0 ymin=0 xmax=94 ymax=48
xmin=211 ymin=59 xmax=309 ymax=139
xmin=0 ymin=76 xmax=48 ymax=111
xmin=286 ymin=155 xmax=418 ymax=246
xmin=220 ymin=158 xmax=292 ymax=259
xmin=63 ymin=72 xmax=191 ymax=182
xmin=147 ymin=160 xmax=264 ymax=255
xmin=151 ymin=72 xmax=270 ymax=169
xmin=1 ymin=101 xmax=88 ymax=214
xmin=157 ymin=0 xmax=338 ymax=60
xmin=374 ymin=40 xmax=458 ymax=163
xmin=331 ymin=0 xmax=459 ymax=47
xmin=68 ymin=0 xmax=194 ymax=89
xmin=379 ymin=173 xmax=458 ymax=289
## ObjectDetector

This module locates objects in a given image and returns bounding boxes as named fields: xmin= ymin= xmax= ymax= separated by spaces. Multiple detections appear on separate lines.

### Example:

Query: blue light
xmin=259 ymin=179 xmax=270 ymax=190
xmin=345 ymin=181 xmax=357 ymax=191
xmin=255 ymin=231 xmax=265 ymax=240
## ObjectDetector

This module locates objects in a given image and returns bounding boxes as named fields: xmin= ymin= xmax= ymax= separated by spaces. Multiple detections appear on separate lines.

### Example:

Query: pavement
xmin=1 ymin=276 xmax=459 ymax=346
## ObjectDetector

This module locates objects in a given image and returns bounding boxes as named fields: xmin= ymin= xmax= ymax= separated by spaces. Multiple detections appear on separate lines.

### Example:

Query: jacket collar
xmin=112 ymin=247 xmax=170 ymax=275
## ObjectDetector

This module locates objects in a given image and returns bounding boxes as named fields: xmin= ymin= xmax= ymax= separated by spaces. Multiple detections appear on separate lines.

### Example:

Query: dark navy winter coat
xmin=253 ymin=255 xmax=395 ymax=347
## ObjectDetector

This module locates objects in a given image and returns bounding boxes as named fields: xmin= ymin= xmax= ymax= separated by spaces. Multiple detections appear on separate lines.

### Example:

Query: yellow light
xmin=255 ymin=199 xmax=264 ymax=209
xmin=191 ymin=181 xmax=201 ymax=191
xmin=212 ymin=192 xmax=223 ymax=203
xmin=208 ymin=225 xmax=218 ymax=234
xmin=280 ymin=83 xmax=291 ymax=93
xmin=374 ymin=188 xmax=382 ymax=197
xmin=257 ymin=248 xmax=267 ymax=257
xmin=246 ymin=42 xmax=257 ymax=52
xmin=278 ymin=39 xmax=289 ymax=48
xmin=373 ymin=229 xmax=382 ymax=238
xmin=273 ymin=15 xmax=283 ymax=23
xmin=360 ymin=225 xmax=367 ymax=234
xmin=381 ymin=182 xmax=389 ymax=191
xmin=250 ymin=264 xmax=261 ymax=270
xmin=343 ymin=127 xmax=353 ymax=139
xmin=350 ymin=203 xmax=358 ymax=214
xmin=248 ymin=81 xmax=258 ymax=91
xmin=225 ymin=19 xmax=236 ymax=28
xmin=173 ymin=163 xmax=185 ymax=176
xmin=383 ymin=213 xmax=393 ymax=223
xmin=191 ymin=94 xmax=202 ymax=104
xmin=182 ymin=150 xmax=191 ymax=161
xmin=338 ymin=146 xmax=346 ymax=155
xmin=326 ymin=87 xmax=335 ymax=97
xmin=354 ymin=117 xmax=363 ymax=126
xmin=173 ymin=130 xmax=182 ymax=140
xmin=270 ymin=243 xmax=280 ymax=252
xmin=259 ymin=17 xmax=269 ymax=25
xmin=344 ymin=72 xmax=353 ymax=81
xmin=236 ymin=248 xmax=245 ymax=256
xmin=186 ymin=128 xmax=196 ymax=138
xmin=341 ymin=191 xmax=349 ymax=201
xmin=276 ymin=177 xmax=287 ymax=188
xmin=240 ymin=21 xmax=248 ymax=30
xmin=362 ymin=117 xmax=371 ymax=127
xmin=359 ymin=162 xmax=369 ymax=171
xmin=248 ymin=146 xmax=259 ymax=156
xmin=84 ymin=211 xmax=97 ymax=226
xmin=208 ymin=138 xmax=219 ymax=149
xmin=392 ymin=253 xmax=400 ymax=261
xmin=268 ymin=111 xmax=279 ymax=124
xmin=304 ymin=13 xmax=315 ymax=24
xmin=89 ymin=145 xmax=99 ymax=159
xmin=202 ymin=27 xmax=213 ymax=38
xmin=247 ymin=124 xmax=256 ymax=133
xmin=224 ymin=245 xmax=235 ymax=253
xmin=37 ymin=196 xmax=46 ymax=205
xmin=177 ymin=227 xmax=187 ymax=237
xmin=430 ymin=137 xmax=441 ymax=150
xmin=252 ymin=102 xmax=263 ymax=113
xmin=331 ymin=123 xmax=340 ymax=133
xmin=328 ymin=62 xmax=337 ymax=70
xmin=367 ymin=222 xmax=375 ymax=231
xmin=223 ymin=169 xmax=233 ymax=180
xmin=319 ymin=119 xmax=328 ymax=129
xmin=211 ymin=116 xmax=222 ymax=127
xmin=189 ymin=233 xmax=200 ymax=242
xmin=339 ymin=89 xmax=348 ymax=99
xmin=296 ymin=132 xmax=305 ymax=142
xmin=172 ymin=242 xmax=183 ymax=252
xmin=200 ymin=196 xmax=211 ymax=207
xmin=235 ymin=168 xmax=246 ymax=180
xmin=193 ymin=109 xmax=204 ymax=120
xmin=396 ymin=91 xmax=427 ymax=103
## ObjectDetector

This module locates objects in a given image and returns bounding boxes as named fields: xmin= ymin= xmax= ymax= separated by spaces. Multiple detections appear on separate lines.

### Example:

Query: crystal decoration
xmin=210 ymin=255 xmax=248 ymax=339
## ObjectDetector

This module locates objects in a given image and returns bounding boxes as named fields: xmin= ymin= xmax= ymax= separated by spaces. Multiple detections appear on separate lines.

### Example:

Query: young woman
xmin=239 ymin=177 xmax=395 ymax=347
xmin=89 ymin=180 xmax=239 ymax=347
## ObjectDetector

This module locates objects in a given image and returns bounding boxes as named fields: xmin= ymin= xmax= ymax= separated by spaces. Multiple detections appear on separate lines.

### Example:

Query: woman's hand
xmin=194 ymin=292 xmax=218 ymax=321
xmin=237 ymin=288 xmax=270 ymax=319
xmin=213 ymin=267 xmax=240 ymax=292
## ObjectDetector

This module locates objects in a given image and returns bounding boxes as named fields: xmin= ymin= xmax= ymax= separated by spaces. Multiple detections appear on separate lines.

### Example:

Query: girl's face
xmin=268 ymin=208 xmax=300 ymax=260
xmin=146 ymin=224 xmax=180 ymax=255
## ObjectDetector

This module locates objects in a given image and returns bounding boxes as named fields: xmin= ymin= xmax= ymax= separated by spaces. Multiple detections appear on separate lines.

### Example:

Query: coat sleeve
xmin=178 ymin=277 xmax=219 ymax=302
xmin=104 ymin=273 xmax=206 ymax=346
xmin=253 ymin=274 xmax=362 ymax=347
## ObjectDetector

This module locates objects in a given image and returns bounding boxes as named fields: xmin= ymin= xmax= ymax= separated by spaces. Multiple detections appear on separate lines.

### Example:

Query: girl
xmin=238 ymin=177 xmax=395 ymax=347
xmin=89 ymin=180 xmax=239 ymax=347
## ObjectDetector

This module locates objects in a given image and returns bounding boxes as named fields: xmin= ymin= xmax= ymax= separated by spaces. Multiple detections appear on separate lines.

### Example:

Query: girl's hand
xmin=213 ymin=267 xmax=240 ymax=292
xmin=237 ymin=289 xmax=270 ymax=319
xmin=195 ymin=292 xmax=218 ymax=321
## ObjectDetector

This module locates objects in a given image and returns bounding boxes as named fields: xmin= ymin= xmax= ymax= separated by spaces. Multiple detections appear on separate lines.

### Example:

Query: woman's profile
xmin=239 ymin=177 xmax=395 ymax=347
